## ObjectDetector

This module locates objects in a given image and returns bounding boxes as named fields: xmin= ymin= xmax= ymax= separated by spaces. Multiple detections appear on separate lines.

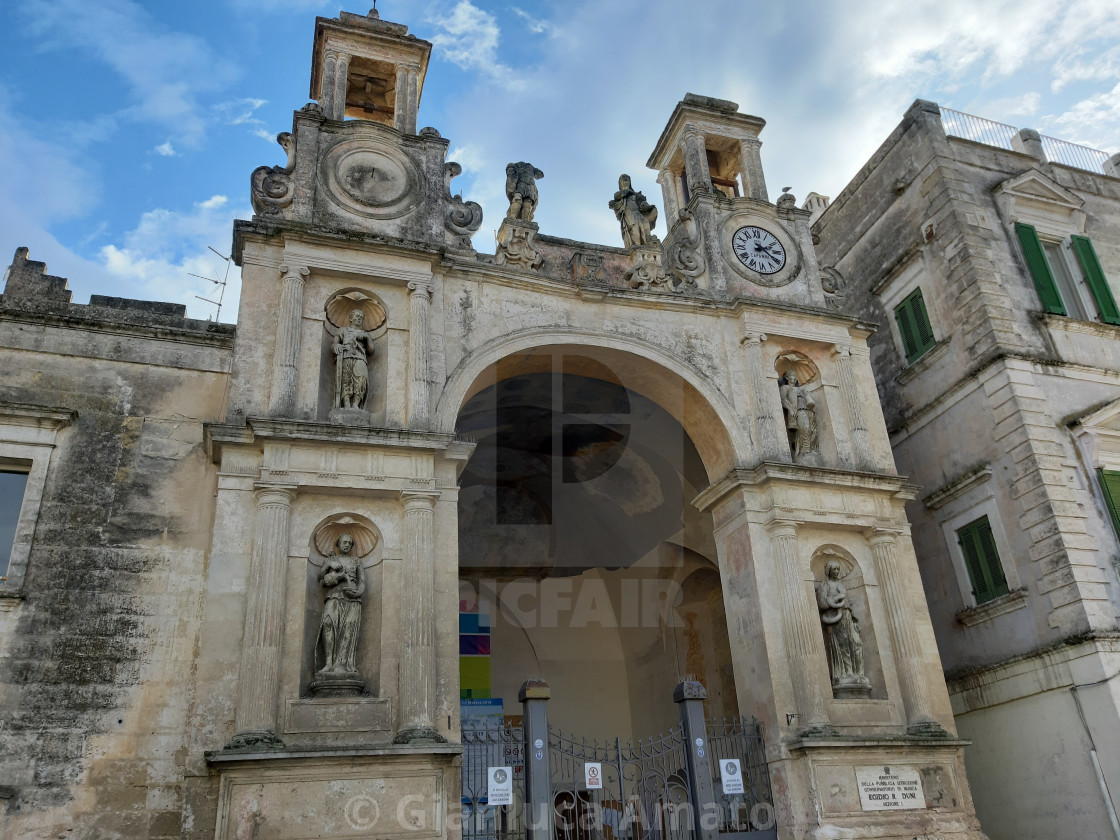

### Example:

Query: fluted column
xmin=229 ymin=484 xmax=297 ymax=748
xmin=331 ymin=53 xmax=351 ymax=120
xmin=866 ymin=529 xmax=943 ymax=735
xmin=320 ymin=50 xmax=338 ymax=118
xmin=394 ymin=63 xmax=421 ymax=135
xmin=767 ymin=521 xmax=835 ymax=736
xmin=407 ymin=279 xmax=432 ymax=430
xmin=682 ymin=128 xmax=711 ymax=197
xmin=739 ymin=136 xmax=768 ymax=202
xmin=833 ymin=345 xmax=873 ymax=469
xmin=268 ymin=263 xmax=309 ymax=417
xmin=740 ymin=331 xmax=784 ymax=461
xmin=657 ymin=168 xmax=680 ymax=229
xmin=395 ymin=490 xmax=444 ymax=743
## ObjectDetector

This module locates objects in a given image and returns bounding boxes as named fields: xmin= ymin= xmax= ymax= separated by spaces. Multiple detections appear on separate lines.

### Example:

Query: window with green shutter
xmin=894 ymin=288 xmax=937 ymax=364
xmin=1071 ymin=236 xmax=1120 ymax=326
xmin=956 ymin=515 xmax=1009 ymax=605
xmin=1098 ymin=469 xmax=1120 ymax=538
xmin=1015 ymin=222 xmax=1067 ymax=316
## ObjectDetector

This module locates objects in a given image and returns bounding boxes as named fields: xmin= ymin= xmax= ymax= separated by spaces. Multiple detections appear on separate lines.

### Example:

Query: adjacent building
xmin=813 ymin=99 xmax=1120 ymax=839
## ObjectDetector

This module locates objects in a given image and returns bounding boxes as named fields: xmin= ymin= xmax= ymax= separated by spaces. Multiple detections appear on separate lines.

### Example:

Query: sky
xmin=1 ymin=0 xmax=1118 ymax=322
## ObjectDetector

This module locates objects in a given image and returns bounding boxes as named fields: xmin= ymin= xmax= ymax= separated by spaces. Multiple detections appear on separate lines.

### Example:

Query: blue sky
xmin=2 ymin=0 xmax=1118 ymax=321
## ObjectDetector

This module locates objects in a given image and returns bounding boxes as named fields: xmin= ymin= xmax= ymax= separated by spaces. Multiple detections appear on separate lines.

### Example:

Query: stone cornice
xmin=693 ymin=461 xmax=915 ymax=513
xmin=205 ymin=418 xmax=473 ymax=463
xmin=0 ymin=305 xmax=235 ymax=349
xmin=0 ymin=402 xmax=76 ymax=430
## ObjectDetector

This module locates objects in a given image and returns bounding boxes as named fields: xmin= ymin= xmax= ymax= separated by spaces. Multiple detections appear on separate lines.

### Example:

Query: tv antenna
xmin=188 ymin=245 xmax=232 ymax=322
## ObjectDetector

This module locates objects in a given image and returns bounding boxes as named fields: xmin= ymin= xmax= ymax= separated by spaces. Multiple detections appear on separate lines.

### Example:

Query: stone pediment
xmin=993 ymin=168 xmax=1086 ymax=231
xmin=1071 ymin=397 xmax=1120 ymax=467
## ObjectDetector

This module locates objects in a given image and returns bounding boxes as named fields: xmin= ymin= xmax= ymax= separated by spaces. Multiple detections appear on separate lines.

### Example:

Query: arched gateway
xmin=196 ymin=9 xmax=988 ymax=840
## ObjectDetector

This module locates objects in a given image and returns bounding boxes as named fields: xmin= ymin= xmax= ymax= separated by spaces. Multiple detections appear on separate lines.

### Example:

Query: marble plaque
xmin=855 ymin=765 xmax=924 ymax=811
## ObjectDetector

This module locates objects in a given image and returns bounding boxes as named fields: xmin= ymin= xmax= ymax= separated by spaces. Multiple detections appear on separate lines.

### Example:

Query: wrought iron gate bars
xmin=705 ymin=717 xmax=775 ymax=834
xmin=462 ymin=719 xmax=526 ymax=840
xmin=547 ymin=725 xmax=694 ymax=840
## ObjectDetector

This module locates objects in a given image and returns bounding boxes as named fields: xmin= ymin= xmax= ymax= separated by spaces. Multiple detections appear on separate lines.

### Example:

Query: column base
xmin=906 ymin=720 xmax=951 ymax=738
xmin=799 ymin=723 xmax=841 ymax=739
xmin=393 ymin=725 xmax=447 ymax=745
xmin=223 ymin=729 xmax=285 ymax=751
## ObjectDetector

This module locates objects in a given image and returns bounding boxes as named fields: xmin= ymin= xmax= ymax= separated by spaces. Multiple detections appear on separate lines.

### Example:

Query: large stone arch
xmin=436 ymin=327 xmax=753 ymax=479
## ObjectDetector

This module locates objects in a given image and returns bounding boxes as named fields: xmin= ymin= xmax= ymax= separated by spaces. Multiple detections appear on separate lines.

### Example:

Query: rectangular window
xmin=1015 ymin=222 xmax=1067 ymax=315
xmin=1042 ymin=240 xmax=1089 ymax=320
xmin=0 ymin=469 xmax=30 ymax=580
xmin=1071 ymin=236 xmax=1120 ymax=326
xmin=1098 ymin=469 xmax=1120 ymax=539
xmin=894 ymin=287 xmax=937 ymax=363
xmin=956 ymin=515 xmax=1009 ymax=605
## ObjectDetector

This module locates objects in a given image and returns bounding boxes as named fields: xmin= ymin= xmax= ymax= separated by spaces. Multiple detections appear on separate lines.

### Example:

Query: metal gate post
xmin=520 ymin=680 xmax=552 ymax=840
xmin=675 ymin=681 xmax=718 ymax=840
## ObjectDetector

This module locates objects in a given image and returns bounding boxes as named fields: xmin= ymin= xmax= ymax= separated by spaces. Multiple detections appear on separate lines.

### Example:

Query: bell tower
xmin=309 ymin=7 xmax=431 ymax=133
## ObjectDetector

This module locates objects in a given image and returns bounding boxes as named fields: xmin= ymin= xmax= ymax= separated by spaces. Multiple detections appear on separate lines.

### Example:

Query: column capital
xmin=864 ymin=527 xmax=903 ymax=547
xmin=407 ymin=279 xmax=433 ymax=298
xmin=401 ymin=489 xmax=440 ymax=511
xmin=766 ymin=518 xmax=799 ymax=539
xmin=831 ymin=343 xmax=852 ymax=359
xmin=278 ymin=263 xmax=310 ymax=281
xmin=253 ymin=483 xmax=298 ymax=506
xmin=741 ymin=135 xmax=762 ymax=149
xmin=739 ymin=328 xmax=767 ymax=346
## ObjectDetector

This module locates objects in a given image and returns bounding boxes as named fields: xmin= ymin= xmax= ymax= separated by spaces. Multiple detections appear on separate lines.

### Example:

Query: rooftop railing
xmin=940 ymin=106 xmax=1114 ymax=175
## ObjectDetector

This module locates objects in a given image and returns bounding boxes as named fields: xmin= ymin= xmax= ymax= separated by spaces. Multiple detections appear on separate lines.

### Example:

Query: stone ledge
xmin=206 ymin=419 xmax=474 ymax=462
xmin=1039 ymin=311 xmax=1120 ymax=341
xmin=206 ymin=742 xmax=462 ymax=765
xmin=955 ymin=588 xmax=1029 ymax=627
xmin=895 ymin=336 xmax=951 ymax=386
xmin=923 ymin=463 xmax=992 ymax=510
xmin=785 ymin=735 xmax=969 ymax=752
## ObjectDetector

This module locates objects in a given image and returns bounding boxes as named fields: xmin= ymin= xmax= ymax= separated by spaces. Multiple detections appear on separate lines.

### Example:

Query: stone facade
xmin=0 ymin=10 xmax=991 ymax=840
xmin=813 ymin=99 xmax=1120 ymax=840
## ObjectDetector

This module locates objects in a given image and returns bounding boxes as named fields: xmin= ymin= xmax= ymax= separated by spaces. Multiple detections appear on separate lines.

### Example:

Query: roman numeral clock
xmin=721 ymin=213 xmax=803 ymax=288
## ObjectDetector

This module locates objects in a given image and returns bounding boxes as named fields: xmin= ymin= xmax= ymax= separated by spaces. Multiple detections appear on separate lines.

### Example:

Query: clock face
xmin=731 ymin=226 xmax=786 ymax=275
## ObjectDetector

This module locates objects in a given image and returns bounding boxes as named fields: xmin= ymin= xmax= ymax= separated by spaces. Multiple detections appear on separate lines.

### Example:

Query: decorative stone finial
xmin=368 ymin=1 xmax=379 ymax=18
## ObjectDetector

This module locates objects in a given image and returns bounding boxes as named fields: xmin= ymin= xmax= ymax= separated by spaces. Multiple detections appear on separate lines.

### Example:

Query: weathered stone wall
xmin=0 ymin=250 xmax=234 ymax=837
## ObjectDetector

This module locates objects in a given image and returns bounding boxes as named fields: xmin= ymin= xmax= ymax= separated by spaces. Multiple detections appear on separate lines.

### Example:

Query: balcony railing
xmin=940 ymin=106 xmax=1113 ymax=175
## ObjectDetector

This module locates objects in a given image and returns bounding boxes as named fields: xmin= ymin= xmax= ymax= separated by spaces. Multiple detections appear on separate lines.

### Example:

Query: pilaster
xmin=268 ymin=264 xmax=309 ymax=417
xmin=407 ymin=279 xmax=432 ymax=430
xmin=739 ymin=136 xmax=769 ymax=202
xmin=229 ymin=483 xmax=297 ymax=747
xmin=833 ymin=345 xmax=873 ymax=469
xmin=740 ymin=330 xmax=784 ymax=462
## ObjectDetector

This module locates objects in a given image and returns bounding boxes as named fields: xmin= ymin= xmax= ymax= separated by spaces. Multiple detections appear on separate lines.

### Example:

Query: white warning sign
xmin=721 ymin=759 xmax=744 ymax=794
xmin=488 ymin=766 xmax=513 ymax=806
xmin=585 ymin=762 xmax=603 ymax=789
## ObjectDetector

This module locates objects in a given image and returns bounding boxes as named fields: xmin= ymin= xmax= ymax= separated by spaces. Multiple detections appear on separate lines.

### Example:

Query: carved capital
xmin=739 ymin=328 xmax=767 ymax=346
xmin=766 ymin=519 xmax=799 ymax=539
xmin=401 ymin=489 xmax=440 ymax=512
xmin=407 ymin=279 xmax=433 ymax=299
xmin=864 ymin=527 xmax=903 ymax=548
xmin=279 ymin=264 xmax=310 ymax=283
xmin=831 ymin=343 xmax=852 ymax=360
xmin=253 ymin=483 xmax=297 ymax=508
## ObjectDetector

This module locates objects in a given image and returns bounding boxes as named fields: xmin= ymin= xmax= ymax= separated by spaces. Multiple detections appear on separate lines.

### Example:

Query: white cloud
xmin=511 ymin=7 xmax=551 ymax=35
xmin=1044 ymin=81 xmax=1120 ymax=149
xmin=429 ymin=1 xmax=526 ymax=90
xmin=97 ymin=196 xmax=247 ymax=321
xmin=154 ymin=141 xmax=177 ymax=157
xmin=18 ymin=0 xmax=237 ymax=144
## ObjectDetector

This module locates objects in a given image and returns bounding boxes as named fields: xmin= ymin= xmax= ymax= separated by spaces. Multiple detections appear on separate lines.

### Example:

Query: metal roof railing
xmin=940 ymin=106 xmax=1113 ymax=175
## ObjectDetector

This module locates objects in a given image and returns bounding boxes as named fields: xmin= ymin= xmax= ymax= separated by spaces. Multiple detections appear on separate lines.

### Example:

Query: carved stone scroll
xmin=250 ymin=133 xmax=296 ymax=217
xmin=443 ymin=162 xmax=484 ymax=250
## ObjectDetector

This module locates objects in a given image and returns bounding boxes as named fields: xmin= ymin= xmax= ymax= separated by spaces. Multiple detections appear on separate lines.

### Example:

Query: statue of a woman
xmin=815 ymin=560 xmax=870 ymax=697
xmin=326 ymin=308 xmax=375 ymax=411
xmin=609 ymin=174 xmax=658 ymax=248
xmin=316 ymin=533 xmax=365 ymax=678
xmin=780 ymin=371 xmax=819 ymax=458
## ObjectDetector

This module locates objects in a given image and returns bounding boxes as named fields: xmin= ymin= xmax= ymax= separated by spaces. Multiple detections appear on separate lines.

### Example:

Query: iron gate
xmin=460 ymin=682 xmax=777 ymax=840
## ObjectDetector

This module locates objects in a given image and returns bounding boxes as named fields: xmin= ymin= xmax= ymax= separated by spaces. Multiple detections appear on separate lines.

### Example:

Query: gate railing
xmin=462 ymin=680 xmax=777 ymax=840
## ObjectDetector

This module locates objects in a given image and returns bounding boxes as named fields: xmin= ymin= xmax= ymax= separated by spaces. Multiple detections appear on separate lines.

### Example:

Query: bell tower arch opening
xmin=453 ymin=345 xmax=742 ymax=738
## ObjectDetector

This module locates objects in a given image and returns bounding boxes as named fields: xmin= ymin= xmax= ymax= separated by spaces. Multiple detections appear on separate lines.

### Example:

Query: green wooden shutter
xmin=894 ymin=289 xmax=936 ymax=364
xmin=1071 ymin=236 xmax=1120 ymax=325
xmin=957 ymin=516 xmax=1008 ymax=604
xmin=1015 ymin=222 xmax=1067 ymax=315
xmin=1098 ymin=469 xmax=1120 ymax=538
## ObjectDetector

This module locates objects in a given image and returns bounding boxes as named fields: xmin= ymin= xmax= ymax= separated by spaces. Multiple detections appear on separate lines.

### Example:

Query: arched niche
xmin=317 ymin=287 xmax=391 ymax=423
xmin=301 ymin=513 xmax=385 ymax=697
xmin=774 ymin=349 xmax=839 ymax=465
xmin=810 ymin=544 xmax=886 ymax=700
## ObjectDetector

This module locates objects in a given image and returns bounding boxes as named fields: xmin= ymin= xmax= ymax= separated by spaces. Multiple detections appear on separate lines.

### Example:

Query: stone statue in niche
xmin=505 ymin=161 xmax=544 ymax=222
xmin=609 ymin=174 xmax=659 ymax=248
xmin=324 ymin=293 xmax=387 ymax=425
xmin=779 ymin=371 xmax=819 ymax=459
xmin=815 ymin=559 xmax=871 ymax=698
